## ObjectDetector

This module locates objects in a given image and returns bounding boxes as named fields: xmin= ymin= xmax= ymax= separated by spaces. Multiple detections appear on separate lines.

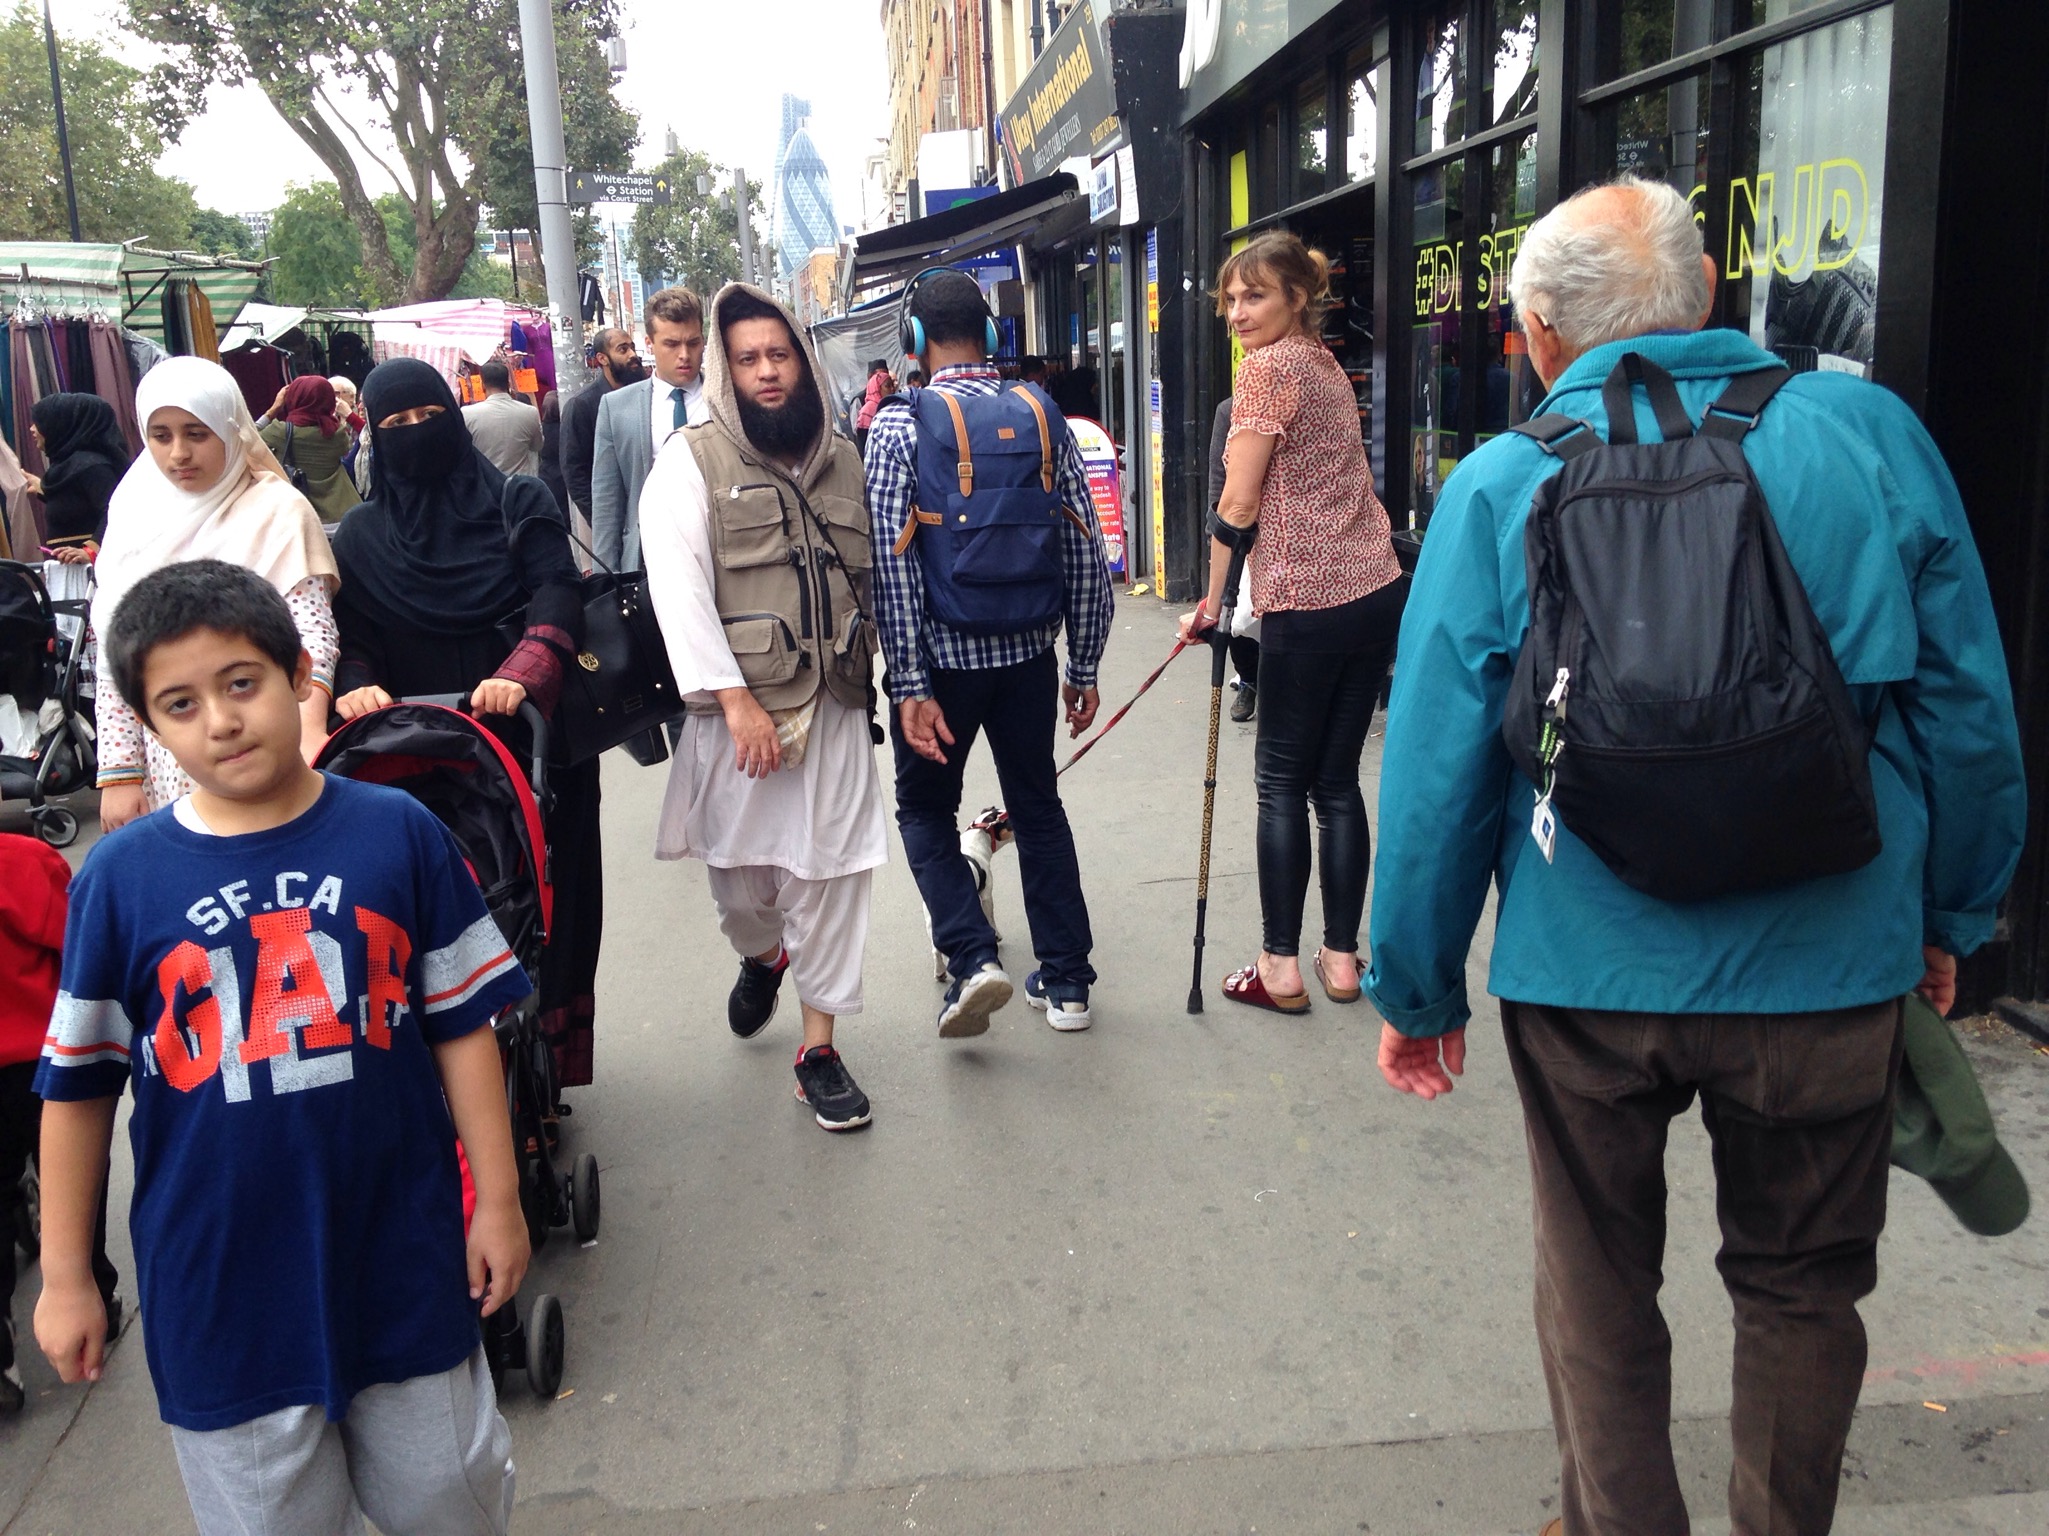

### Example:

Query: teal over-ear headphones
xmin=898 ymin=265 xmax=1002 ymax=361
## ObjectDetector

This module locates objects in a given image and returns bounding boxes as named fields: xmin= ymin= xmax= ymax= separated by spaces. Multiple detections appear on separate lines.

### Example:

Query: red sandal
xmin=1222 ymin=963 xmax=1311 ymax=1015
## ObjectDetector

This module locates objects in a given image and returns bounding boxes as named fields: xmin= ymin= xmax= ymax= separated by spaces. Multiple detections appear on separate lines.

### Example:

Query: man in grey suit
xmin=591 ymin=286 xmax=709 ymax=570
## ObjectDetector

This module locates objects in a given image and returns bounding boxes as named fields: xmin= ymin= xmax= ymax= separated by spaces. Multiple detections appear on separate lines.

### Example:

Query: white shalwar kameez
xmin=639 ymin=433 xmax=887 ymax=1017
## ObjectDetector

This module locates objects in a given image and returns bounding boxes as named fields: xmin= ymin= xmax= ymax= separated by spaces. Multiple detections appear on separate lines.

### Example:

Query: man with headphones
xmin=864 ymin=267 xmax=1115 ymax=1039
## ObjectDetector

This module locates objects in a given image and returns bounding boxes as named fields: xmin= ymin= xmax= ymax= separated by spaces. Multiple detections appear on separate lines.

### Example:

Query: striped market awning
xmin=0 ymin=241 xmax=267 ymax=343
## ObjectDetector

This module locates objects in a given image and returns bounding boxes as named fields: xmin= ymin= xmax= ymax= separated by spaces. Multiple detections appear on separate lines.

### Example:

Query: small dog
xmin=930 ymin=806 xmax=1014 ymax=981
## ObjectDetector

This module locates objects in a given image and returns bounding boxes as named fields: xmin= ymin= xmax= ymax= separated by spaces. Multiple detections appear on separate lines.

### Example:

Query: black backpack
xmin=1501 ymin=352 xmax=1881 ymax=902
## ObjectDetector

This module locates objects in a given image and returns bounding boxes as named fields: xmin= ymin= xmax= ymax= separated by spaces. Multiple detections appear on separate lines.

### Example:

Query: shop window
xmin=1410 ymin=156 xmax=1464 ymax=523
xmin=1599 ymin=72 xmax=1711 ymax=213
xmin=1728 ymin=7 xmax=1891 ymax=374
xmin=1488 ymin=1 xmax=1540 ymax=123
xmin=1477 ymin=131 xmax=1540 ymax=440
xmin=1346 ymin=69 xmax=1379 ymax=182
xmin=1596 ymin=0 xmax=1713 ymax=82
xmin=1733 ymin=0 xmax=1845 ymax=30
xmin=1414 ymin=4 xmax=1467 ymax=155
xmin=1296 ymin=76 xmax=1329 ymax=203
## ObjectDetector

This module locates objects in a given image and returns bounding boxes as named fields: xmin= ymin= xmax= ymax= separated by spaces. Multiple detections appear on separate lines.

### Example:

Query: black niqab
xmin=332 ymin=357 xmax=563 ymax=633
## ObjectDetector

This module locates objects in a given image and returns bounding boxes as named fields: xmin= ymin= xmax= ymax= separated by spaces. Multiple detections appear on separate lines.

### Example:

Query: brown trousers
xmin=1501 ymin=998 xmax=1904 ymax=1536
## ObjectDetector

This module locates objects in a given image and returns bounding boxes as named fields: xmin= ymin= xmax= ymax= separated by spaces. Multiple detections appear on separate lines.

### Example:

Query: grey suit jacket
xmin=590 ymin=378 xmax=656 ymax=570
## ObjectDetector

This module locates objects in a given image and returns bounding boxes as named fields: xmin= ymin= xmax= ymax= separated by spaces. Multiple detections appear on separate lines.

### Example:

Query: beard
xmin=737 ymin=384 xmax=824 ymax=461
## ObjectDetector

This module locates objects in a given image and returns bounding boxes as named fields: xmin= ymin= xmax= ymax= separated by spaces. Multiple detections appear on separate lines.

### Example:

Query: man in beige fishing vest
xmin=639 ymin=284 xmax=884 ymax=1132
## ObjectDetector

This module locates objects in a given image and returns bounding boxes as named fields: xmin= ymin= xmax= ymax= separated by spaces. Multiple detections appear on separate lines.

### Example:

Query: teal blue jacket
xmin=1363 ymin=330 xmax=2026 ymax=1038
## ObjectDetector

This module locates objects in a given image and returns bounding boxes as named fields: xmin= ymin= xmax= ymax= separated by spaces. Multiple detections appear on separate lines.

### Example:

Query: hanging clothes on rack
xmin=221 ymin=342 xmax=291 ymax=420
xmin=185 ymin=283 xmax=220 ymax=360
xmin=89 ymin=321 xmax=140 ymax=451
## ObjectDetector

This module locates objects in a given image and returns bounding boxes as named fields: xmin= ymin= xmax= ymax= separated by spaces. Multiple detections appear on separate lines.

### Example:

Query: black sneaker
xmin=1230 ymin=681 xmax=1257 ymax=723
xmin=938 ymin=961 xmax=1013 ymax=1038
xmin=729 ymin=950 xmax=788 ymax=1038
xmin=1025 ymin=970 xmax=1092 ymax=1032
xmin=793 ymin=1045 xmax=872 ymax=1131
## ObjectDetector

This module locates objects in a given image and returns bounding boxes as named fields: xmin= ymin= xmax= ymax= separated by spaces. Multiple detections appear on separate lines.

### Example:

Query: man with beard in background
xmin=561 ymin=328 xmax=643 ymax=537
xmin=637 ymin=284 xmax=886 ymax=1133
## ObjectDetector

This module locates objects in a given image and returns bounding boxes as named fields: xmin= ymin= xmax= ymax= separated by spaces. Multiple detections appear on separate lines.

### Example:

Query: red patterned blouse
xmin=1227 ymin=332 xmax=1401 ymax=615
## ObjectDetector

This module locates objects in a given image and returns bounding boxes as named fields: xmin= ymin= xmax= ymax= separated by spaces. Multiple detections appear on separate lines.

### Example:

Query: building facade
xmin=880 ymin=0 xmax=1000 ymax=215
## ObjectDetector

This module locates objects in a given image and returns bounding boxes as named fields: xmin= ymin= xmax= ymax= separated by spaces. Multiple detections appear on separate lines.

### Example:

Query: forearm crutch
xmin=1188 ymin=541 xmax=1249 ymax=1014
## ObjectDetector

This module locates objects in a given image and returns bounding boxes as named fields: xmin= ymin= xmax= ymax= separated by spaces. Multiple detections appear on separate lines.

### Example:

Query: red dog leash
xmin=1059 ymin=637 xmax=1192 ymax=776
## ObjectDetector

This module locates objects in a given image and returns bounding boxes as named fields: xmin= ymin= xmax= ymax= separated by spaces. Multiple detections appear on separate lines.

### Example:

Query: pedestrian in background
xmin=331 ymin=358 xmax=605 ymax=1097
xmin=640 ymin=284 xmax=884 ymax=1131
xmin=537 ymin=390 xmax=571 ymax=518
xmin=853 ymin=357 xmax=891 ymax=453
xmin=1205 ymin=396 xmax=1260 ymax=723
xmin=867 ymin=269 xmax=1113 ymax=1038
xmin=461 ymin=360 xmax=544 ymax=478
xmin=1365 ymin=175 xmax=2028 ymax=1536
xmin=260 ymin=376 xmax=361 ymax=525
xmin=1179 ymin=230 xmax=1404 ymax=1016
xmin=91 ymin=357 xmax=338 ymax=833
xmin=562 ymin=328 xmax=642 ymax=538
xmin=25 ymin=393 xmax=128 ymax=558
xmin=592 ymin=288 xmax=708 ymax=571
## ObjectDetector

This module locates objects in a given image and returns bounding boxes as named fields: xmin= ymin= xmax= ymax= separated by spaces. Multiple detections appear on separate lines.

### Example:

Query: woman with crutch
xmin=1178 ymin=230 xmax=1405 ymax=1015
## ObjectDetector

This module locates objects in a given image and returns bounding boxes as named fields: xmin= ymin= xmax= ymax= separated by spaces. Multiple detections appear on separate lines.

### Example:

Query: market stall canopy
xmin=0 ymin=242 xmax=266 ymax=343
xmin=846 ymin=173 xmax=1080 ymax=297
xmin=367 ymin=299 xmax=550 ymax=363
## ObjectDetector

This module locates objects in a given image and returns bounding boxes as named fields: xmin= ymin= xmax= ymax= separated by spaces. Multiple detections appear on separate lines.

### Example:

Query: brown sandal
xmin=1313 ymin=948 xmax=1362 ymax=1004
xmin=1222 ymin=963 xmax=1311 ymax=1015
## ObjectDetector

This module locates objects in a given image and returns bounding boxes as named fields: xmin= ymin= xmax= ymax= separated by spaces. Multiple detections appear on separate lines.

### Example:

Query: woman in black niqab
xmin=330 ymin=356 xmax=607 ymax=1095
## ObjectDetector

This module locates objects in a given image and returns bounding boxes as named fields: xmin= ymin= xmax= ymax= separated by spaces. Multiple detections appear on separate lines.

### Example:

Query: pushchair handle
xmin=401 ymin=694 xmax=549 ymax=806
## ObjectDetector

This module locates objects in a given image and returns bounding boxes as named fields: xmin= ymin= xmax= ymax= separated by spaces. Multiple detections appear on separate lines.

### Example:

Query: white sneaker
xmin=938 ymin=962 xmax=1013 ymax=1038
xmin=1025 ymin=970 xmax=1092 ymax=1031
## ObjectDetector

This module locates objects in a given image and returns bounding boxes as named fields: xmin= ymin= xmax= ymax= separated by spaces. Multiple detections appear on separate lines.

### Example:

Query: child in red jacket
xmin=0 ymin=833 xmax=116 ymax=1412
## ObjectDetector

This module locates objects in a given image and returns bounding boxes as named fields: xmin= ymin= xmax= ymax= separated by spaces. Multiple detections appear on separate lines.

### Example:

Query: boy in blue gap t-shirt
xmin=33 ymin=560 xmax=533 ymax=1536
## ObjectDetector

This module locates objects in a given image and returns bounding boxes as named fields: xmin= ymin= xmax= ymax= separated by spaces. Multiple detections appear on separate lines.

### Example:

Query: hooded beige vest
xmin=684 ymin=424 xmax=875 ymax=713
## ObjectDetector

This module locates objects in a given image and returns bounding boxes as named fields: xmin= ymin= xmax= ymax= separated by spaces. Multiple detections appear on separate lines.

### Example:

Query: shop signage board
xmin=999 ymin=7 xmax=1121 ymax=185
xmin=1069 ymin=416 xmax=1127 ymax=577
xmin=1089 ymin=161 xmax=1119 ymax=224
xmin=567 ymin=171 xmax=672 ymax=205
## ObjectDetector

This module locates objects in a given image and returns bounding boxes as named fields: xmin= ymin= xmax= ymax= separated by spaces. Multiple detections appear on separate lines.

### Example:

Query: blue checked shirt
xmin=864 ymin=365 xmax=1114 ymax=702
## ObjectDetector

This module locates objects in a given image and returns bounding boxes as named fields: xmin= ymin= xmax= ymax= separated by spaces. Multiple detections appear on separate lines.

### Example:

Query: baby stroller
xmin=314 ymin=697 xmax=600 ymax=1399
xmin=0 ymin=561 xmax=96 ymax=847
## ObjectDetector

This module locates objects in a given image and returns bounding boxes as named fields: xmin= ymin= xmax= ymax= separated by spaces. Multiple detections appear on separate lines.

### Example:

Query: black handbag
xmin=553 ymin=544 xmax=686 ymax=765
xmin=499 ymin=497 xmax=685 ymax=766
xmin=280 ymin=425 xmax=313 ymax=497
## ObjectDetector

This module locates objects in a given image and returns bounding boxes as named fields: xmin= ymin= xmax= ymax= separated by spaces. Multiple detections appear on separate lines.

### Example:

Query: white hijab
xmin=92 ymin=357 xmax=338 ymax=642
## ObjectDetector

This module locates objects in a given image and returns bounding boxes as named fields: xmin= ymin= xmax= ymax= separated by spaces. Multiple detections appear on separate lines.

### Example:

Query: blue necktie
xmin=671 ymin=386 xmax=686 ymax=429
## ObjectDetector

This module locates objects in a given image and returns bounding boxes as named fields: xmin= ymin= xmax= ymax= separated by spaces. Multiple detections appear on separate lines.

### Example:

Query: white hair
xmin=1508 ymin=175 xmax=1710 ymax=353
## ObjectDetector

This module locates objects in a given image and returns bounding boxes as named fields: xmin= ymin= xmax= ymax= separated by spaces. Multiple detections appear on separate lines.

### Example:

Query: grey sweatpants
xmin=170 ymin=1346 xmax=513 ymax=1536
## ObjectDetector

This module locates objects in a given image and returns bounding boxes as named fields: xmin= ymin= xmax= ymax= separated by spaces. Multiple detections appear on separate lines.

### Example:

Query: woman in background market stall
xmin=26 ymin=394 xmax=130 ymax=558
xmin=259 ymin=376 xmax=361 ymax=526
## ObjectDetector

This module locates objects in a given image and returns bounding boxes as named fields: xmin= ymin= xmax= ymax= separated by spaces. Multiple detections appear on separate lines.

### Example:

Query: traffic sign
xmin=567 ymin=171 xmax=672 ymax=205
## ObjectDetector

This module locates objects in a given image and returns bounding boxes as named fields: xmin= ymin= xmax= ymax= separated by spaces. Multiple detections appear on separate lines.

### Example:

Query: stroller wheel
xmin=526 ymin=1293 xmax=565 ymax=1398
xmin=571 ymin=1152 xmax=601 ymax=1242
xmin=34 ymin=809 xmax=78 ymax=848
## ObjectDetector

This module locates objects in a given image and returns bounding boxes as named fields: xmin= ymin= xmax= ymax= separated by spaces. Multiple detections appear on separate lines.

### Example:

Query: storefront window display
xmin=1410 ymin=157 xmax=1464 ymax=521
xmin=1593 ymin=4 xmax=1891 ymax=377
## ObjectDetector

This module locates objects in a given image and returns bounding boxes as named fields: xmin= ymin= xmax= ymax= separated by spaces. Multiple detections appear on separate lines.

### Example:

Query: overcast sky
xmin=48 ymin=0 xmax=890 ymax=229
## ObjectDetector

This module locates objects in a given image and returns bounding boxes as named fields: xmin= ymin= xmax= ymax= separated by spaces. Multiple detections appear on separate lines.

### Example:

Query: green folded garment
xmin=1892 ymin=992 xmax=2031 ymax=1236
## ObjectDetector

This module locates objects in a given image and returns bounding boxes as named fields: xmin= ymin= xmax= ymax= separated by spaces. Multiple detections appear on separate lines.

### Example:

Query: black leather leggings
xmin=1253 ymin=638 xmax=1397 ymax=957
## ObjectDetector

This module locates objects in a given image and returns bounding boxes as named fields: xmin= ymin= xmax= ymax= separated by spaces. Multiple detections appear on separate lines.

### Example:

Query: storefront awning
xmin=847 ymin=174 xmax=1080 ymax=295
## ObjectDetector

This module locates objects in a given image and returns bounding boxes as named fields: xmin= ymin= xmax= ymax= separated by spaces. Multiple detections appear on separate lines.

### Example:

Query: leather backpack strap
xmin=890 ymin=507 xmax=943 ymax=557
xmin=1009 ymin=385 xmax=1057 ymax=494
xmin=938 ymin=391 xmax=974 ymax=497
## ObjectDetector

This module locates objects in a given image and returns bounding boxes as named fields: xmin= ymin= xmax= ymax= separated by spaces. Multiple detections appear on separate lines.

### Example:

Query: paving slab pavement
xmin=2 ymin=594 xmax=2046 ymax=1532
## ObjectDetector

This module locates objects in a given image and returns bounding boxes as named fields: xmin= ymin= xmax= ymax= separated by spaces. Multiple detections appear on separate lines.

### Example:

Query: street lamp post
xmin=733 ymin=166 xmax=756 ymax=287
xmin=41 ymin=0 xmax=81 ymax=242
xmin=514 ymin=0 xmax=588 ymax=391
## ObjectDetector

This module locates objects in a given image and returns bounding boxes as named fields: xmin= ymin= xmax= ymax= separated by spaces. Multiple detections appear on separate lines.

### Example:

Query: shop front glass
xmin=1407 ymin=1 xmax=1541 ymax=523
xmin=1594 ymin=2 xmax=1891 ymax=377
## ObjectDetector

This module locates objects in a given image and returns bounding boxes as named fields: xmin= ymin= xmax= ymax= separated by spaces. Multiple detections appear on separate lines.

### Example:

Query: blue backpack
xmin=895 ymin=383 xmax=1090 ymax=637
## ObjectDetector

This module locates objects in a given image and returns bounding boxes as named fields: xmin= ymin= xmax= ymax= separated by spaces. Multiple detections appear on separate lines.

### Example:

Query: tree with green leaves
xmin=270 ymin=179 xmax=520 ymax=308
xmin=185 ymin=207 xmax=259 ymax=259
xmin=0 ymin=3 xmax=197 ymax=245
xmin=629 ymin=148 xmax=768 ymax=297
xmin=130 ymin=0 xmax=637 ymax=302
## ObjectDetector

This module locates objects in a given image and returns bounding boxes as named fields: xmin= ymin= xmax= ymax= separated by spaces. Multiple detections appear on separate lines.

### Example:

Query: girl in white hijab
xmin=93 ymin=356 xmax=340 ymax=831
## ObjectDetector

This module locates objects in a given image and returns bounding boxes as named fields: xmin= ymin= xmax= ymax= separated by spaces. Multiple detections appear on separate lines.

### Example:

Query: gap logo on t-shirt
xmin=34 ymin=774 xmax=532 ymax=1431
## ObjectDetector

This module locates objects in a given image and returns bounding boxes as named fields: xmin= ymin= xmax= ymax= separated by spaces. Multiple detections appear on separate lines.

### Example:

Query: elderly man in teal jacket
xmin=1365 ymin=176 xmax=2025 ymax=1536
